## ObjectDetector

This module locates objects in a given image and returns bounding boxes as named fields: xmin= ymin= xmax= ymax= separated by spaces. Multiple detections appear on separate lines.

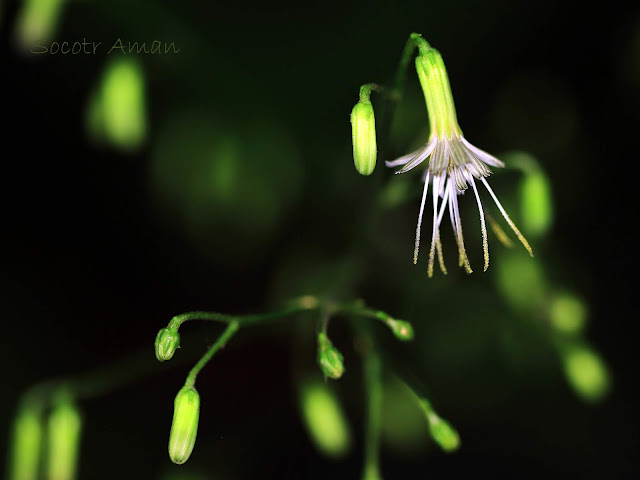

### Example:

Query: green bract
xmin=169 ymin=385 xmax=200 ymax=464
xmin=350 ymin=100 xmax=377 ymax=176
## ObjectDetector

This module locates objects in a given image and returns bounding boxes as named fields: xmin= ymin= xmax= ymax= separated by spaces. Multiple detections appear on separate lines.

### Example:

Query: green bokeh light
xmin=520 ymin=170 xmax=553 ymax=238
xmin=15 ymin=0 xmax=66 ymax=49
xmin=495 ymin=251 xmax=546 ymax=312
xmin=299 ymin=380 xmax=351 ymax=458
xmin=561 ymin=343 xmax=611 ymax=403
xmin=549 ymin=292 xmax=587 ymax=334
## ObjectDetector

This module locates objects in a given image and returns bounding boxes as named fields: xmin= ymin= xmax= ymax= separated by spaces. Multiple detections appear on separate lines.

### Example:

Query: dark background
xmin=2 ymin=1 xmax=639 ymax=479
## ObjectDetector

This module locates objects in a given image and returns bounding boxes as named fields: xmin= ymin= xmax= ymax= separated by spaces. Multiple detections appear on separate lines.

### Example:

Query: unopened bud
xmin=9 ymin=403 xmax=43 ymax=480
xmin=386 ymin=318 xmax=414 ymax=341
xmin=47 ymin=394 xmax=82 ymax=480
xmin=168 ymin=385 xmax=200 ymax=465
xmin=427 ymin=413 xmax=460 ymax=452
xmin=351 ymin=100 xmax=377 ymax=176
xmin=155 ymin=327 xmax=180 ymax=362
xmin=317 ymin=332 xmax=345 ymax=379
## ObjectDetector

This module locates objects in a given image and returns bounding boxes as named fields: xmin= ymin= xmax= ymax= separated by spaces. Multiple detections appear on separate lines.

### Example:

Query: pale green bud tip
xmin=350 ymin=100 xmax=377 ymax=176
xmin=387 ymin=318 xmax=414 ymax=341
xmin=169 ymin=385 xmax=200 ymax=465
xmin=317 ymin=332 xmax=345 ymax=379
xmin=155 ymin=327 xmax=180 ymax=362
xmin=427 ymin=414 xmax=460 ymax=452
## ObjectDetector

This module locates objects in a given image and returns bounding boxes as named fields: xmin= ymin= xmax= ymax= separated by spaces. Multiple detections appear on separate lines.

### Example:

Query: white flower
xmin=387 ymin=45 xmax=532 ymax=276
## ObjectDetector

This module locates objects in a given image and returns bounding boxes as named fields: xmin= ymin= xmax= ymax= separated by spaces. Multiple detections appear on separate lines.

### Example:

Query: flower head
xmin=387 ymin=43 xmax=533 ymax=276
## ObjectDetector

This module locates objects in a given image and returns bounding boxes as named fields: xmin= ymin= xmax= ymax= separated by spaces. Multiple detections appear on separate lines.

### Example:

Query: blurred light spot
xmin=549 ymin=292 xmax=587 ymax=334
xmin=299 ymin=380 xmax=351 ymax=458
xmin=495 ymin=251 xmax=546 ymax=312
xmin=46 ymin=395 xmax=82 ymax=480
xmin=561 ymin=343 xmax=611 ymax=403
xmin=14 ymin=0 xmax=66 ymax=51
xmin=9 ymin=404 xmax=42 ymax=480
xmin=102 ymin=58 xmax=147 ymax=150
xmin=150 ymin=111 xmax=301 ymax=265
xmin=493 ymin=72 xmax=578 ymax=156
xmin=520 ymin=169 xmax=553 ymax=238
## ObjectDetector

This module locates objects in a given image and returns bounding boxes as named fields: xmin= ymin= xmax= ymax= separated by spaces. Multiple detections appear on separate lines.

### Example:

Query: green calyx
xmin=317 ymin=332 xmax=345 ymax=379
xmin=415 ymin=48 xmax=462 ymax=139
xmin=155 ymin=327 xmax=180 ymax=362
xmin=169 ymin=385 xmax=200 ymax=465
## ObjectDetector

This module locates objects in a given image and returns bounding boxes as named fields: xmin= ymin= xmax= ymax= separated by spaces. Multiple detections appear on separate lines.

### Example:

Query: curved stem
xmin=184 ymin=321 xmax=239 ymax=388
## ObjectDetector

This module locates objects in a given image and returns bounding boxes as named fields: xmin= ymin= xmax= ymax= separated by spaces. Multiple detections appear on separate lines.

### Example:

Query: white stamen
xmin=427 ymin=175 xmax=440 ymax=277
xmin=413 ymin=172 xmax=431 ymax=264
xmin=480 ymin=177 xmax=533 ymax=257
xmin=470 ymin=177 xmax=489 ymax=271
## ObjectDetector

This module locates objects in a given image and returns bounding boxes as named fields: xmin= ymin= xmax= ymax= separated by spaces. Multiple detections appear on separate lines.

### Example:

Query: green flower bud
xmin=427 ymin=413 xmax=460 ymax=452
xmin=317 ymin=332 xmax=344 ymax=379
xmin=47 ymin=395 xmax=82 ymax=480
xmin=386 ymin=318 xmax=414 ymax=341
xmin=9 ymin=403 xmax=43 ymax=480
xmin=155 ymin=327 xmax=180 ymax=362
xmin=168 ymin=385 xmax=200 ymax=465
xmin=350 ymin=99 xmax=377 ymax=176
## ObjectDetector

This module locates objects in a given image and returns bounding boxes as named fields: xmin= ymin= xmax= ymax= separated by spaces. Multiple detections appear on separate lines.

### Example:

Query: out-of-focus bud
xmin=549 ymin=292 xmax=587 ymax=335
xmin=386 ymin=317 xmax=414 ymax=341
xmin=520 ymin=170 xmax=553 ymax=238
xmin=47 ymin=394 xmax=82 ymax=480
xmin=9 ymin=402 xmax=43 ymax=480
xmin=299 ymin=380 xmax=351 ymax=458
xmin=426 ymin=412 xmax=460 ymax=452
xmin=561 ymin=342 xmax=610 ymax=403
xmin=168 ymin=385 xmax=200 ymax=465
xmin=317 ymin=332 xmax=344 ymax=379
xmin=155 ymin=327 xmax=180 ymax=362
xmin=350 ymin=99 xmax=377 ymax=176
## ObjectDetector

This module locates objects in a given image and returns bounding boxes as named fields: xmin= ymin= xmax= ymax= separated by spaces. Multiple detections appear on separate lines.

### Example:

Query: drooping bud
xmin=351 ymin=98 xmax=377 ymax=176
xmin=9 ymin=402 xmax=43 ymax=480
xmin=47 ymin=394 xmax=82 ymax=480
xmin=168 ymin=385 xmax=200 ymax=464
xmin=426 ymin=412 xmax=460 ymax=452
xmin=155 ymin=327 xmax=180 ymax=362
xmin=317 ymin=332 xmax=345 ymax=379
xmin=385 ymin=317 xmax=414 ymax=341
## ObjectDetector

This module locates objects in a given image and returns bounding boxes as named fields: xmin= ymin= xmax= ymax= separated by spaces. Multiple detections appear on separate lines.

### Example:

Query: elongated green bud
xmin=9 ymin=403 xmax=43 ymax=480
xmin=47 ymin=395 xmax=82 ymax=480
xmin=426 ymin=413 xmax=460 ymax=452
xmin=155 ymin=327 xmax=180 ymax=362
xmin=168 ymin=385 xmax=200 ymax=464
xmin=317 ymin=332 xmax=345 ymax=379
xmin=351 ymin=99 xmax=377 ymax=175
